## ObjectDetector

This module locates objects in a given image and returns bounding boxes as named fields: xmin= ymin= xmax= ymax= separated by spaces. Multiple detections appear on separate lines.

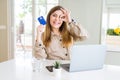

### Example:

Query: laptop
xmin=61 ymin=44 xmax=106 ymax=72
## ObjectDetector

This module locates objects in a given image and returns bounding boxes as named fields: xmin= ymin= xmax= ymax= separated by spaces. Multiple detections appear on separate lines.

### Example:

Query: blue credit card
xmin=37 ymin=16 xmax=46 ymax=25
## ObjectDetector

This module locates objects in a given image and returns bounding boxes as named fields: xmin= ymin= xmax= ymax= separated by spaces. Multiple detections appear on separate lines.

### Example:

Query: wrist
xmin=37 ymin=31 xmax=43 ymax=37
xmin=68 ymin=18 xmax=72 ymax=23
xmin=36 ymin=33 xmax=43 ymax=42
xmin=68 ymin=19 xmax=76 ymax=25
xmin=68 ymin=22 xmax=72 ymax=25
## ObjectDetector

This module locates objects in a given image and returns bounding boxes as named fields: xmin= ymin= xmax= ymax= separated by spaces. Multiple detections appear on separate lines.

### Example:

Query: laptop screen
xmin=61 ymin=45 xmax=106 ymax=72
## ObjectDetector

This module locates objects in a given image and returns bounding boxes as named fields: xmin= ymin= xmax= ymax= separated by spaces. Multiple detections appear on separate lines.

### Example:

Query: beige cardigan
xmin=33 ymin=22 xmax=88 ymax=60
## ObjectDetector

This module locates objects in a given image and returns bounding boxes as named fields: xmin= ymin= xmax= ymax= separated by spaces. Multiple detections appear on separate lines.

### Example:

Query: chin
xmin=53 ymin=25 xmax=61 ymax=29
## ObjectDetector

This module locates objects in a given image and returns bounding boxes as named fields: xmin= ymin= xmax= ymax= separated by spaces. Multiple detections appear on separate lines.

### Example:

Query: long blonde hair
xmin=42 ymin=5 xmax=73 ymax=48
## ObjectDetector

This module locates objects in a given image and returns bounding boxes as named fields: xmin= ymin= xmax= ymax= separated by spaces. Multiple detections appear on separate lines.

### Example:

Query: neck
xmin=52 ymin=28 xmax=60 ymax=35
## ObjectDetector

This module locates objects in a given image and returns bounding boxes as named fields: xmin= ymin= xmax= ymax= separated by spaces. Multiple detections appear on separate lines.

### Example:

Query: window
xmin=14 ymin=0 xmax=59 ymax=59
xmin=108 ymin=8 xmax=120 ymax=28
xmin=106 ymin=8 xmax=120 ymax=52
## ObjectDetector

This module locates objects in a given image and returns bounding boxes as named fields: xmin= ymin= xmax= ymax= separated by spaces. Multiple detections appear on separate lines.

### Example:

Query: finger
xmin=37 ymin=25 xmax=43 ymax=30
xmin=60 ymin=14 xmax=66 ymax=22
xmin=61 ymin=8 xmax=70 ymax=15
xmin=38 ymin=25 xmax=44 ymax=28
xmin=60 ymin=8 xmax=67 ymax=14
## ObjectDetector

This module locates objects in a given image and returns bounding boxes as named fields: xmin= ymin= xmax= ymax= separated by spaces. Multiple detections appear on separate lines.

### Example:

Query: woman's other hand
xmin=37 ymin=25 xmax=45 ymax=34
xmin=60 ymin=8 xmax=72 ymax=23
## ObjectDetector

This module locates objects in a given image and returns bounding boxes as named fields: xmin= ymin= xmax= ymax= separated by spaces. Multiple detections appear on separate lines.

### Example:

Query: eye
xmin=52 ymin=14 xmax=57 ymax=17
xmin=60 ymin=16 xmax=65 ymax=19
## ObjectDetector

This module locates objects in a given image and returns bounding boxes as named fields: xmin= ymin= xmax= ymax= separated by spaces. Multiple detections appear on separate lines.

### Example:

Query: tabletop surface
xmin=0 ymin=59 xmax=120 ymax=80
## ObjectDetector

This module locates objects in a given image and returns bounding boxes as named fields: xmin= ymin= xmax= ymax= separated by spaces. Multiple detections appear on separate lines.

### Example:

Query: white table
xmin=0 ymin=59 xmax=120 ymax=80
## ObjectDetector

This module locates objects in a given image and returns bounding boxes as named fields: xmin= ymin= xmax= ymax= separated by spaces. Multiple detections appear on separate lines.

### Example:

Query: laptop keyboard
xmin=61 ymin=63 xmax=70 ymax=70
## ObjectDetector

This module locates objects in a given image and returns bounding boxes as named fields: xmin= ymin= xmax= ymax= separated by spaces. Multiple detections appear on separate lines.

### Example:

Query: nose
xmin=55 ymin=16 xmax=59 ymax=21
xmin=55 ymin=16 xmax=62 ymax=21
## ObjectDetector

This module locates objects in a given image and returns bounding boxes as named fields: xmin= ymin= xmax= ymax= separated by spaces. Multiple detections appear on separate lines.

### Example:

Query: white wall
xmin=105 ymin=52 xmax=120 ymax=65
xmin=106 ymin=0 xmax=120 ymax=5
xmin=60 ymin=0 xmax=103 ymax=44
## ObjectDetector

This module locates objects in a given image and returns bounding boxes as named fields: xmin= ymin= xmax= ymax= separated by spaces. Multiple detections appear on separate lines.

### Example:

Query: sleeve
xmin=68 ymin=21 xmax=88 ymax=41
xmin=33 ymin=40 xmax=47 ymax=59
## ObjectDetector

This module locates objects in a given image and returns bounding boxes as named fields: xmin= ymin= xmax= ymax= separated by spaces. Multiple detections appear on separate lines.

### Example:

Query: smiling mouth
xmin=53 ymin=22 xmax=61 ymax=25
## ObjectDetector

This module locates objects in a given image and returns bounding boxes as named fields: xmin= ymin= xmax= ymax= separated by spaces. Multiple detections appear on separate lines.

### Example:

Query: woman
xmin=34 ymin=5 xmax=88 ymax=60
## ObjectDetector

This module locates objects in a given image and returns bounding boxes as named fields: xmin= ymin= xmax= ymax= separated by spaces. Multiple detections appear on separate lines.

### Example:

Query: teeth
xmin=54 ymin=22 xmax=59 ymax=25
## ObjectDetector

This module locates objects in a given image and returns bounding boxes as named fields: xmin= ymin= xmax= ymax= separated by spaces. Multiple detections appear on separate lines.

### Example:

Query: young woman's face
xmin=50 ymin=10 xmax=64 ymax=30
